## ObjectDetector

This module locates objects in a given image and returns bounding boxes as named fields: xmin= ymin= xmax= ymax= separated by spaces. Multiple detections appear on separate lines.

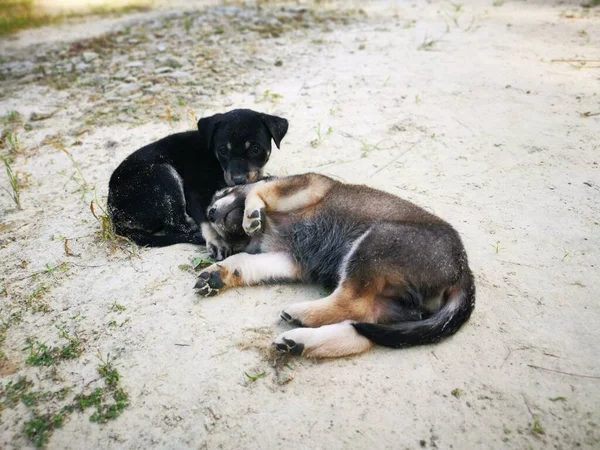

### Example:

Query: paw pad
xmin=194 ymin=270 xmax=225 ymax=297
xmin=243 ymin=207 xmax=265 ymax=236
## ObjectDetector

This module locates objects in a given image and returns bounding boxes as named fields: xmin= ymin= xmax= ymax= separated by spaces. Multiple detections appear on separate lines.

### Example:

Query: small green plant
xmin=74 ymin=388 xmax=103 ymax=410
xmin=177 ymin=96 xmax=185 ymax=107
xmin=23 ymin=411 xmax=69 ymax=449
xmin=493 ymin=0 xmax=504 ymax=5
xmin=359 ymin=139 xmax=383 ymax=158
xmin=531 ymin=416 xmax=545 ymax=435
xmin=97 ymin=353 xmax=121 ymax=389
xmin=110 ymin=302 xmax=126 ymax=313
xmin=257 ymin=89 xmax=282 ymax=105
xmin=2 ymin=354 xmax=130 ymax=449
xmin=244 ymin=371 xmax=266 ymax=382
xmin=24 ymin=326 xmax=82 ymax=366
xmin=451 ymin=388 xmax=464 ymax=398
xmin=51 ymin=142 xmax=92 ymax=198
xmin=183 ymin=15 xmax=193 ymax=33
xmin=489 ymin=240 xmax=504 ymax=253
xmin=311 ymin=123 xmax=333 ymax=148
xmin=21 ymin=387 xmax=71 ymax=407
xmin=4 ymin=131 xmax=20 ymax=153
xmin=88 ymin=352 xmax=129 ymax=423
xmin=1 ymin=376 xmax=33 ymax=408
xmin=90 ymin=196 xmax=138 ymax=256
xmin=192 ymin=256 xmax=215 ymax=270
xmin=1 ymin=110 xmax=22 ymax=125
xmin=418 ymin=35 xmax=442 ymax=51
xmin=311 ymin=123 xmax=324 ymax=147
xmin=562 ymin=249 xmax=569 ymax=261
xmin=549 ymin=396 xmax=567 ymax=402
xmin=2 ymin=157 xmax=22 ymax=209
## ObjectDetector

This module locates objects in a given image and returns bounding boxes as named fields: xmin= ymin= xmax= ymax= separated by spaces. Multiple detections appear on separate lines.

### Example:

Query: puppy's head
xmin=198 ymin=109 xmax=288 ymax=186
xmin=206 ymin=185 xmax=251 ymax=240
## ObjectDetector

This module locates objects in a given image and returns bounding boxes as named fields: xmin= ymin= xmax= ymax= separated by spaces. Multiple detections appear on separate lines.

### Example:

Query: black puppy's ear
xmin=260 ymin=113 xmax=288 ymax=149
xmin=198 ymin=113 xmax=223 ymax=149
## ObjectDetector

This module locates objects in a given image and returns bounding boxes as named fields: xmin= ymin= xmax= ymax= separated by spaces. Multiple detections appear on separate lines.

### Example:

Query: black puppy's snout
xmin=232 ymin=175 xmax=247 ymax=185
xmin=208 ymin=207 xmax=217 ymax=223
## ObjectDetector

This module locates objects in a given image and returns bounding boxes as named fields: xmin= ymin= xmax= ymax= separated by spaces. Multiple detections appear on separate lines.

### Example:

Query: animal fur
xmin=195 ymin=173 xmax=475 ymax=358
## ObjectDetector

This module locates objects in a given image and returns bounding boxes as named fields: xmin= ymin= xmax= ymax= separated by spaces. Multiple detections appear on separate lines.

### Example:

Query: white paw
xmin=242 ymin=198 xmax=265 ymax=236
xmin=273 ymin=328 xmax=313 ymax=355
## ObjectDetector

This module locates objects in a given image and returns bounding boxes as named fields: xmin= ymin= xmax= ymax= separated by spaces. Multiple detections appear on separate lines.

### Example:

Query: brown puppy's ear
xmin=259 ymin=113 xmax=288 ymax=149
xmin=198 ymin=113 xmax=223 ymax=149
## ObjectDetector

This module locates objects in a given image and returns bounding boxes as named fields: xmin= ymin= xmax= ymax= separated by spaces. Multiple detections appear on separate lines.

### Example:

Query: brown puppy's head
xmin=206 ymin=185 xmax=250 ymax=240
xmin=198 ymin=109 xmax=288 ymax=186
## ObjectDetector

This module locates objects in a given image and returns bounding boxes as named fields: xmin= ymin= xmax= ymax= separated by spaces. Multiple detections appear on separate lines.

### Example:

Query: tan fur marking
xmin=282 ymin=279 xmax=388 ymax=327
xmin=248 ymin=173 xmax=334 ymax=214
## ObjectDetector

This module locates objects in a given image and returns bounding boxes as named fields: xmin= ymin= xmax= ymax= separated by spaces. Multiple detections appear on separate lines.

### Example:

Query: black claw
xmin=249 ymin=209 xmax=260 ymax=218
xmin=280 ymin=311 xmax=292 ymax=322
xmin=199 ymin=271 xmax=210 ymax=280
xmin=250 ymin=219 xmax=260 ymax=230
xmin=290 ymin=342 xmax=304 ymax=355
xmin=274 ymin=338 xmax=304 ymax=355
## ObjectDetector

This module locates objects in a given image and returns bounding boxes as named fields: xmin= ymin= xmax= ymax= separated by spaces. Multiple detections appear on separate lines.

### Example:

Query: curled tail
xmin=352 ymin=271 xmax=476 ymax=348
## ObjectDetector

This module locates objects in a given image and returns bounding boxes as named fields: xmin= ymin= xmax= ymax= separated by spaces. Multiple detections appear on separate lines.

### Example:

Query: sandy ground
xmin=1 ymin=0 xmax=599 ymax=449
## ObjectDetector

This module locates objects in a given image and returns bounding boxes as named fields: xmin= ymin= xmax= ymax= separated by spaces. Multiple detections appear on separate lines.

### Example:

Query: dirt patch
xmin=1 ymin=0 xmax=600 ymax=449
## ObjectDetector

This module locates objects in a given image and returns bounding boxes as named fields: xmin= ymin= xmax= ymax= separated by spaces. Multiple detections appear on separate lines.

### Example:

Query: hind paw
xmin=242 ymin=197 xmax=266 ymax=236
xmin=273 ymin=337 xmax=305 ymax=356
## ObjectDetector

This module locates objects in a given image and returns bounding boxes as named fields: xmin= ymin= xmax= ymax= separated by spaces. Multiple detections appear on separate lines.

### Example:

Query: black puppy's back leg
xmin=111 ymin=165 xmax=203 ymax=246
xmin=154 ymin=166 xmax=203 ymax=240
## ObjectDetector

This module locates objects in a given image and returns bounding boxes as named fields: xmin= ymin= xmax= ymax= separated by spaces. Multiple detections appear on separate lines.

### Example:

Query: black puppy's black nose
xmin=208 ymin=207 xmax=216 ymax=223
xmin=232 ymin=175 xmax=247 ymax=185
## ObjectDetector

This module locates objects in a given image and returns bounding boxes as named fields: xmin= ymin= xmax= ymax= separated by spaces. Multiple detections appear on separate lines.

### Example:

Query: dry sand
xmin=1 ymin=0 xmax=599 ymax=449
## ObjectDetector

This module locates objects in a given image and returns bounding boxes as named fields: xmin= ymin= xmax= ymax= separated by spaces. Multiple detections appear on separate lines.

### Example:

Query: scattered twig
xmin=174 ymin=343 xmax=191 ymax=347
xmin=85 ymin=378 xmax=100 ymax=388
xmin=521 ymin=393 xmax=535 ymax=417
xmin=370 ymin=138 xmax=424 ymax=176
xmin=579 ymin=111 xmax=600 ymax=117
xmin=527 ymin=364 xmax=600 ymax=380
xmin=501 ymin=345 xmax=533 ymax=367
xmin=551 ymin=59 xmax=600 ymax=63
xmin=63 ymin=238 xmax=80 ymax=257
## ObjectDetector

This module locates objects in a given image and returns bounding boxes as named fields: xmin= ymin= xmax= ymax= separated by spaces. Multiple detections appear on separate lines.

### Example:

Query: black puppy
xmin=107 ymin=109 xmax=288 ymax=255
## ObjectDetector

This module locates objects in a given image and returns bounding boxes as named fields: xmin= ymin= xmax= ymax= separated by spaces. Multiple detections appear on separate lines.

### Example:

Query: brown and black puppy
xmin=195 ymin=173 xmax=475 ymax=358
xmin=107 ymin=109 xmax=288 ymax=255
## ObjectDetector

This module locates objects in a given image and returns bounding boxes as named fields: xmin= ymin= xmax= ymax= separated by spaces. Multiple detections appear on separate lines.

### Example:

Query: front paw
xmin=207 ymin=238 xmax=232 ymax=261
xmin=194 ymin=265 xmax=226 ymax=297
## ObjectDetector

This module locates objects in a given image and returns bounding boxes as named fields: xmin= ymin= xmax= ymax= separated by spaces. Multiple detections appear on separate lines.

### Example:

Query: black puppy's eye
xmin=218 ymin=147 xmax=229 ymax=156
xmin=250 ymin=146 xmax=260 ymax=156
